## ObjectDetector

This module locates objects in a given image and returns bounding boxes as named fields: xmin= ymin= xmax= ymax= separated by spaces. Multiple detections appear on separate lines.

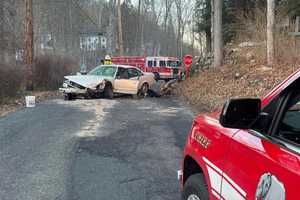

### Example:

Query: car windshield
xmin=88 ymin=66 xmax=117 ymax=77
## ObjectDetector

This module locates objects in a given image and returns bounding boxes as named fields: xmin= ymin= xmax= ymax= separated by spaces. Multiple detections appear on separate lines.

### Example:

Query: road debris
xmin=25 ymin=96 xmax=36 ymax=108
xmin=149 ymin=80 xmax=178 ymax=97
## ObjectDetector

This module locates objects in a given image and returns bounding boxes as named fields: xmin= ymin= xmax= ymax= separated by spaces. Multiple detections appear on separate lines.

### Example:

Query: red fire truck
xmin=112 ymin=56 xmax=182 ymax=80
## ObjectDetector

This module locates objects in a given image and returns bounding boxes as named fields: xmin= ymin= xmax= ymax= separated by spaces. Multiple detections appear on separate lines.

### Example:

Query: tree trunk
xmin=267 ymin=0 xmax=275 ymax=67
xmin=135 ymin=0 xmax=142 ymax=54
xmin=213 ymin=0 xmax=223 ymax=68
xmin=117 ymin=0 xmax=124 ymax=56
xmin=24 ymin=0 xmax=34 ymax=90
xmin=211 ymin=0 xmax=214 ymax=54
xmin=205 ymin=29 xmax=212 ymax=55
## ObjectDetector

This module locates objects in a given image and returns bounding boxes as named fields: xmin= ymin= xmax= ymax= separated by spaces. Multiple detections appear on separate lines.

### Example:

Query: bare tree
xmin=213 ymin=0 xmax=223 ymax=68
xmin=134 ymin=0 xmax=142 ymax=54
xmin=117 ymin=0 xmax=124 ymax=56
xmin=267 ymin=0 xmax=275 ymax=67
xmin=24 ymin=0 xmax=34 ymax=90
xmin=163 ymin=0 xmax=173 ymax=32
xmin=175 ymin=0 xmax=190 ymax=58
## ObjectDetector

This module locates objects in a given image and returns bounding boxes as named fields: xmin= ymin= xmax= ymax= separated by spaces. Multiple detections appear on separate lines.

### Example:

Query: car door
xmin=221 ymin=81 xmax=300 ymax=200
xmin=114 ymin=67 xmax=139 ymax=94
xmin=128 ymin=68 xmax=143 ymax=91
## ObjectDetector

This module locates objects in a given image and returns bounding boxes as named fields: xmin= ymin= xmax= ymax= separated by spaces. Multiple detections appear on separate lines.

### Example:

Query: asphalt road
xmin=0 ymin=96 xmax=194 ymax=200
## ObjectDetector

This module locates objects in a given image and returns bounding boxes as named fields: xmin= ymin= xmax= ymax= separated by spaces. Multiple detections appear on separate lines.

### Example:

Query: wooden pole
xmin=117 ymin=0 xmax=124 ymax=56
xmin=24 ymin=0 xmax=34 ymax=90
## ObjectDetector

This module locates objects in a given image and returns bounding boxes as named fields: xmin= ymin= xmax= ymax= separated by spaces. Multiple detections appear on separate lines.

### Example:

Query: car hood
xmin=65 ymin=75 xmax=112 ymax=88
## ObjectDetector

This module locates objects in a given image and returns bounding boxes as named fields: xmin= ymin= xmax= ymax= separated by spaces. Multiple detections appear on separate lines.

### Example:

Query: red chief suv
xmin=180 ymin=69 xmax=300 ymax=200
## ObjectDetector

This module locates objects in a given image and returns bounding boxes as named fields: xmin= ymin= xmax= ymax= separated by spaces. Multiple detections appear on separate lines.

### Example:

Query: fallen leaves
xmin=176 ymin=63 xmax=298 ymax=113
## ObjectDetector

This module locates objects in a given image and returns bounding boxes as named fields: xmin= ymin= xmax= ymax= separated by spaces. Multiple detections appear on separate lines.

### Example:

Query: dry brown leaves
xmin=176 ymin=63 xmax=298 ymax=113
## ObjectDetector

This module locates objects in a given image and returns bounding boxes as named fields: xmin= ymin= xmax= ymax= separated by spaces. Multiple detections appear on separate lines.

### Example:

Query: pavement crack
xmin=119 ymin=177 xmax=144 ymax=184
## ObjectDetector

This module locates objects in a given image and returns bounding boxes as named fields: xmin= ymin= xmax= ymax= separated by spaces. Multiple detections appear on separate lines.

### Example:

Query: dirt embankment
xmin=176 ymin=63 xmax=298 ymax=113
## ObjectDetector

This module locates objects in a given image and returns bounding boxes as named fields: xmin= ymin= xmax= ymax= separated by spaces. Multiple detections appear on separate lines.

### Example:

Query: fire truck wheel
xmin=182 ymin=174 xmax=208 ymax=200
xmin=104 ymin=84 xmax=113 ymax=99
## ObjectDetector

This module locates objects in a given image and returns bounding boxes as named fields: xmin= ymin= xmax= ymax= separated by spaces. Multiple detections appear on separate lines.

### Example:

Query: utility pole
xmin=117 ymin=0 xmax=124 ymax=56
xmin=267 ymin=0 xmax=275 ymax=67
xmin=210 ymin=0 xmax=214 ymax=54
xmin=24 ymin=0 xmax=34 ymax=90
xmin=213 ymin=0 xmax=223 ymax=68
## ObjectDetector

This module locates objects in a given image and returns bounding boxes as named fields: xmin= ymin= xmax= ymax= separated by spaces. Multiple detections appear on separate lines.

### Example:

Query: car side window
xmin=148 ymin=61 xmax=153 ymax=67
xmin=116 ymin=68 xmax=129 ymax=79
xmin=252 ymin=96 xmax=281 ymax=135
xmin=277 ymin=90 xmax=300 ymax=145
xmin=128 ymin=69 xmax=141 ymax=78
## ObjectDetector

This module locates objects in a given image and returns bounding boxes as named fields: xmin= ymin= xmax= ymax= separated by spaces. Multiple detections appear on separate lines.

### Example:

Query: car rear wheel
xmin=140 ymin=83 xmax=149 ymax=97
xmin=182 ymin=174 xmax=208 ymax=200
xmin=104 ymin=84 xmax=113 ymax=99
xmin=134 ymin=83 xmax=149 ymax=99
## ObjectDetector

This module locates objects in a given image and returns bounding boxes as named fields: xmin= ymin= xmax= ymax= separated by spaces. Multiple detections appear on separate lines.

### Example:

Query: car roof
xmin=262 ymin=68 xmax=300 ymax=106
xmin=98 ymin=64 xmax=139 ymax=70
xmin=100 ymin=64 xmax=141 ymax=71
xmin=116 ymin=65 xmax=142 ymax=71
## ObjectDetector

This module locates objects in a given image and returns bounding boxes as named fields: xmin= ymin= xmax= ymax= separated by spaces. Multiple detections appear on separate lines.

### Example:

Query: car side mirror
xmin=219 ymin=98 xmax=261 ymax=129
xmin=252 ymin=112 xmax=271 ymax=133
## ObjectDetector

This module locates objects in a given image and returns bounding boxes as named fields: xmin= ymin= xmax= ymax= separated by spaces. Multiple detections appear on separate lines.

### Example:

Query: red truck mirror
xmin=220 ymin=98 xmax=261 ymax=129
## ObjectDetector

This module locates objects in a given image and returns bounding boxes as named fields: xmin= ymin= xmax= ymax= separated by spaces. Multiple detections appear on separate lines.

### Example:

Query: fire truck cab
xmin=112 ymin=56 xmax=182 ymax=80
xmin=181 ymin=69 xmax=300 ymax=200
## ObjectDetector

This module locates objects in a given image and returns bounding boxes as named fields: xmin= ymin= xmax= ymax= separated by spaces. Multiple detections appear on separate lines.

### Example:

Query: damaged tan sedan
xmin=59 ymin=65 xmax=155 ymax=100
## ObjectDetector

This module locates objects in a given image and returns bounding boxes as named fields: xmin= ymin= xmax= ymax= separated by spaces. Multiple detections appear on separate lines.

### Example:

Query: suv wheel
xmin=182 ymin=174 xmax=208 ymax=200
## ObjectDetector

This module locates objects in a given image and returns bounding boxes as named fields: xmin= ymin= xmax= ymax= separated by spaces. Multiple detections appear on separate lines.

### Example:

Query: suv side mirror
xmin=220 ymin=98 xmax=261 ymax=129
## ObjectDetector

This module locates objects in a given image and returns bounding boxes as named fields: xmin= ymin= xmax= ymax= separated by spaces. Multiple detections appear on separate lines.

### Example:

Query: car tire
xmin=104 ymin=84 xmax=113 ymax=99
xmin=133 ymin=83 xmax=149 ymax=99
xmin=64 ymin=93 xmax=74 ymax=101
xmin=182 ymin=174 xmax=209 ymax=200
xmin=139 ymin=83 xmax=149 ymax=98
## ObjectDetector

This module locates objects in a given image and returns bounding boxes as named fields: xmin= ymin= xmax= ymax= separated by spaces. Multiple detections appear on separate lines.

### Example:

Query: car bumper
xmin=59 ymin=87 xmax=87 ymax=94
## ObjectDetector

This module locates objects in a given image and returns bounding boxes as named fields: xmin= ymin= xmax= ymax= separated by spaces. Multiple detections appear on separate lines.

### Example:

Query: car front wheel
xmin=104 ymin=84 xmax=113 ymax=99
xmin=182 ymin=174 xmax=208 ymax=200
xmin=64 ymin=93 xmax=74 ymax=101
